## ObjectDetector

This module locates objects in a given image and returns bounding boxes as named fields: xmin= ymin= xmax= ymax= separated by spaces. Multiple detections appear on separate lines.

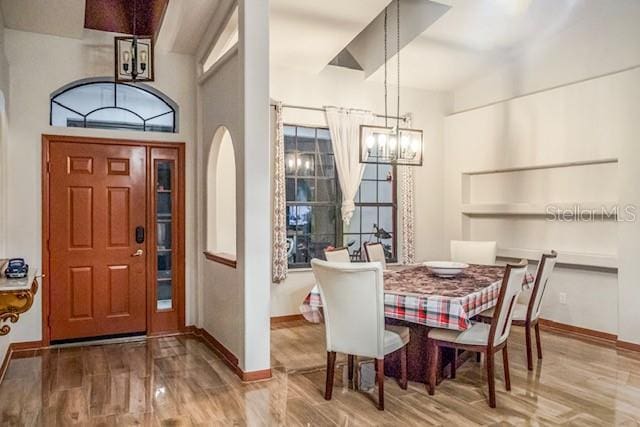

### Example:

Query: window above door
xmin=50 ymin=78 xmax=178 ymax=133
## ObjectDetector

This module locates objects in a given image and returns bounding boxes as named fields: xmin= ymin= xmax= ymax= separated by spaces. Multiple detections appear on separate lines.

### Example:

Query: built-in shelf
xmin=497 ymin=247 xmax=617 ymax=269
xmin=462 ymin=158 xmax=618 ymax=176
xmin=204 ymin=251 xmax=237 ymax=269
xmin=461 ymin=201 xmax=618 ymax=216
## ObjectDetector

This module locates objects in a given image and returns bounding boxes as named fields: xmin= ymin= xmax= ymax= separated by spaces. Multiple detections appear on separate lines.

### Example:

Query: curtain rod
xmin=271 ymin=103 xmax=408 ymax=122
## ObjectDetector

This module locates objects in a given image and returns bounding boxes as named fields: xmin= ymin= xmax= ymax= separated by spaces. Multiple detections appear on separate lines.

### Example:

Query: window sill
xmin=204 ymin=251 xmax=237 ymax=269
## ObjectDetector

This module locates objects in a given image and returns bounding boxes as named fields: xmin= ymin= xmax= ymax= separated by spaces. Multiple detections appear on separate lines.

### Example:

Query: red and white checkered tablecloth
xmin=300 ymin=264 xmax=535 ymax=331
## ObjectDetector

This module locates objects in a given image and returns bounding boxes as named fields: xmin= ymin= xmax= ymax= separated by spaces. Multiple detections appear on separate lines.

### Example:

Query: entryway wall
xmin=0 ymin=26 xmax=197 ymax=362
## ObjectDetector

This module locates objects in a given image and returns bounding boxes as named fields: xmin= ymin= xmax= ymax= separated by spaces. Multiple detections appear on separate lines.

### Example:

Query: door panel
xmin=49 ymin=142 xmax=147 ymax=340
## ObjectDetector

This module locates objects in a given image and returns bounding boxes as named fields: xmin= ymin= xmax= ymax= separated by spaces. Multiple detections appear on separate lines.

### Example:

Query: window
xmin=50 ymin=78 xmax=177 ymax=133
xmin=285 ymin=125 xmax=397 ymax=268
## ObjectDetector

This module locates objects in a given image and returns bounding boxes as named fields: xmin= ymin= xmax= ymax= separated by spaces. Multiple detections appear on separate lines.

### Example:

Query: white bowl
xmin=423 ymin=261 xmax=469 ymax=278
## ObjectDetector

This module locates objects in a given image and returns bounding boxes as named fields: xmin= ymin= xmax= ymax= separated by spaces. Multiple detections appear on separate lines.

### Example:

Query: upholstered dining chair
xmin=450 ymin=240 xmax=497 ymax=265
xmin=324 ymin=247 xmax=351 ymax=263
xmin=479 ymin=251 xmax=558 ymax=370
xmin=363 ymin=242 xmax=387 ymax=269
xmin=426 ymin=259 xmax=528 ymax=408
xmin=310 ymin=259 xmax=409 ymax=410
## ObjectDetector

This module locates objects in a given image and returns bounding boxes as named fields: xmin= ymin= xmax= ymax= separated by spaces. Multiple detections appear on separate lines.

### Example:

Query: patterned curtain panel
xmin=272 ymin=102 xmax=288 ymax=283
xmin=399 ymin=115 xmax=416 ymax=264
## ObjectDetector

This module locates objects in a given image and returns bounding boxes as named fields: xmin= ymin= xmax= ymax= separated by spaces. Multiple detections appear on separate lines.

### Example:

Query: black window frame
xmin=284 ymin=124 xmax=397 ymax=268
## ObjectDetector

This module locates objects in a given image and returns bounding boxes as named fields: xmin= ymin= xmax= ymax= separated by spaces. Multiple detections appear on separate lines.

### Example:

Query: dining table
xmin=300 ymin=263 xmax=535 ymax=384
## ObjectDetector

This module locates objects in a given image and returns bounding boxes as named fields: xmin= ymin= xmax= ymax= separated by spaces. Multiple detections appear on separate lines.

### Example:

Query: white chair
xmin=479 ymin=251 xmax=557 ymax=370
xmin=363 ymin=242 xmax=387 ymax=269
xmin=450 ymin=240 xmax=497 ymax=265
xmin=323 ymin=247 xmax=351 ymax=263
xmin=310 ymin=259 xmax=409 ymax=410
xmin=426 ymin=259 xmax=528 ymax=408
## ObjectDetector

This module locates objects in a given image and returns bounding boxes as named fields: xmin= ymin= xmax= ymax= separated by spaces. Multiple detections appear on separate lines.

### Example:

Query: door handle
xmin=132 ymin=249 xmax=144 ymax=257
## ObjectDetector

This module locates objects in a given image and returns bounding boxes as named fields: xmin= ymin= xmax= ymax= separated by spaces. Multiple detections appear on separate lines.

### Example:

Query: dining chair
xmin=426 ymin=259 xmax=528 ymax=408
xmin=324 ymin=247 xmax=351 ymax=263
xmin=450 ymin=240 xmax=497 ymax=265
xmin=310 ymin=259 xmax=409 ymax=410
xmin=363 ymin=242 xmax=387 ymax=269
xmin=479 ymin=251 xmax=558 ymax=370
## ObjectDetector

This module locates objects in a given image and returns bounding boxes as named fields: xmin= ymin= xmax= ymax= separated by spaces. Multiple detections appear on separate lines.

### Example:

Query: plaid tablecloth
xmin=300 ymin=264 xmax=535 ymax=331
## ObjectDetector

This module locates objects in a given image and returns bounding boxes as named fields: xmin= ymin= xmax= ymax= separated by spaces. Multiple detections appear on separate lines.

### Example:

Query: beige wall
xmin=1 ymin=29 xmax=197 ymax=358
xmin=444 ymin=68 xmax=639 ymax=340
xmin=269 ymin=65 xmax=451 ymax=316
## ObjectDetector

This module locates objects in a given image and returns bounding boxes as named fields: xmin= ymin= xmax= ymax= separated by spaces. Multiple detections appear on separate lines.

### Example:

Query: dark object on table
xmin=4 ymin=258 xmax=29 ymax=279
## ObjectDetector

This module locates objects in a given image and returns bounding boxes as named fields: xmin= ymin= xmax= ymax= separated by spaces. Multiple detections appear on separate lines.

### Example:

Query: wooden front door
xmin=48 ymin=142 xmax=147 ymax=340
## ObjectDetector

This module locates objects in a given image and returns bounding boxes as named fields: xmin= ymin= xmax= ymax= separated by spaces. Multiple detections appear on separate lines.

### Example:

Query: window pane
xmin=359 ymin=180 xmax=377 ymax=203
xmin=295 ymin=206 xmax=312 ymax=234
xmin=51 ymin=103 xmax=83 ymax=127
xmin=284 ymin=126 xmax=296 ymax=151
xmin=378 ymin=181 xmax=393 ymax=203
xmin=285 ymin=178 xmax=295 ymax=201
xmin=296 ymin=178 xmax=315 ymax=202
xmin=310 ymin=235 xmax=335 ymax=260
xmin=55 ymin=82 xmax=115 ymax=115
xmin=317 ymin=154 xmax=335 ymax=177
xmin=116 ymin=84 xmax=172 ymax=119
xmin=85 ymin=108 xmax=144 ymax=131
xmin=317 ymin=129 xmax=332 ymax=153
xmin=312 ymin=206 xmax=336 ymax=235
xmin=361 ymin=206 xmax=378 ymax=235
xmin=297 ymin=127 xmax=316 ymax=152
xmin=297 ymin=154 xmax=315 ymax=177
xmin=291 ymin=235 xmax=310 ymax=266
xmin=285 ymin=153 xmax=297 ymax=175
xmin=363 ymin=163 xmax=377 ymax=180
xmin=379 ymin=207 xmax=393 ymax=234
xmin=316 ymin=179 xmax=336 ymax=202
xmin=378 ymin=163 xmax=392 ymax=181
xmin=344 ymin=234 xmax=362 ymax=260
xmin=145 ymin=112 xmax=174 ymax=133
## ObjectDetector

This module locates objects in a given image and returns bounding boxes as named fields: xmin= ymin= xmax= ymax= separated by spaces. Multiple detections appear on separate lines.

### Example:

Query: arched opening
xmin=207 ymin=126 xmax=237 ymax=257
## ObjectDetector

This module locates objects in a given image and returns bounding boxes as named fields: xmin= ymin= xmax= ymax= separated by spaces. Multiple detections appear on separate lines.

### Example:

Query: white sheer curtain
xmin=325 ymin=107 xmax=375 ymax=225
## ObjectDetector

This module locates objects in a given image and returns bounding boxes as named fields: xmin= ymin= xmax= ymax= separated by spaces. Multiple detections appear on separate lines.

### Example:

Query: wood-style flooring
xmin=1 ymin=321 xmax=640 ymax=425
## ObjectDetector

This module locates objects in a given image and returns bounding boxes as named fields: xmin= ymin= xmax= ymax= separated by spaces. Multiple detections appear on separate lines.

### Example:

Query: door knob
xmin=132 ymin=249 xmax=144 ymax=257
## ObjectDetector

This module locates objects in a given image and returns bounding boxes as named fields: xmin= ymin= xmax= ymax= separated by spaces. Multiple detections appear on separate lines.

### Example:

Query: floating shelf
xmin=461 ymin=201 xmax=618 ymax=216
xmin=497 ymin=247 xmax=617 ymax=269
xmin=462 ymin=158 xmax=618 ymax=176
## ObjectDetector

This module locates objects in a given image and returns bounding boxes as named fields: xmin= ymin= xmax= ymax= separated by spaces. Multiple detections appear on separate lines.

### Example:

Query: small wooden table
xmin=0 ymin=266 xmax=39 ymax=336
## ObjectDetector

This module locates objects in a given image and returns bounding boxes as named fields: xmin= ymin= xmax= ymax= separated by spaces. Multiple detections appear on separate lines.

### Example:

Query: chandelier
xmin=114 ymin=0 xmax=154 ymax=83
xmin=359 ymin=0 xmax=423 ymax=166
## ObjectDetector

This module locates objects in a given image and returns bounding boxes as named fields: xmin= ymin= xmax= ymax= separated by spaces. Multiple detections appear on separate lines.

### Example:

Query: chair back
xmin=450 ymin=240 xmax=497 ymax=265
xmin=324 ymin=247 xmax=351 ymax=263
xmin=311 ymin=259 xmax=386 ymax=358
xmin=527 ymin=251 xmax=558 ymax=321
xmin=489 ymin=259 xmax=528 ymax=346
xmin=363 ymin=242 xmax=387 ymax=269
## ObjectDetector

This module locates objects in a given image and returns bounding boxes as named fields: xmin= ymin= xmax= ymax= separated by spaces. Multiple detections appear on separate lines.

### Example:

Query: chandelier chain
xmin=397 ymin=0 xmax=401 ymax=131
xmin=384 ymin=6 xmax=388 ymax=128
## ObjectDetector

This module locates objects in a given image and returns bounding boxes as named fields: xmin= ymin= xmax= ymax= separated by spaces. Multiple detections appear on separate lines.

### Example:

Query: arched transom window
xmin=50 ymin=78 xmax=178 ymax=133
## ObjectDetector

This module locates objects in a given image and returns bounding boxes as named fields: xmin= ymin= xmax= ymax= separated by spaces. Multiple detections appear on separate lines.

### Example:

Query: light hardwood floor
xmin=1 ymin=322 xmax=640 ymax=425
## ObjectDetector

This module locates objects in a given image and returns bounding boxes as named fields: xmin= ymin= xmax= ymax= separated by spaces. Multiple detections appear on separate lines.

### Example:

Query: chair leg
xmin=400 ymin=346 xmax=408 ymax=390
xmin=450 ymin=352 xmax=457 ymax=379
xmin=324 ymin=351 xmax=336 ymax=401
xmin=525 ymin=324 xmax=534 ymax=371
xmin=376 ymin=358 xmax=385 ymax=410
xmin=535 ymin=323 xmax=543 ymax=360
xmin=476 ymin=352 xmax=481 ymax=363
xmin=348 ymin=354 xmax=354 ymax=383
xmin=426 ymin=339 xmax=438 ymax=395
xmin=502 ymin=344 xmax=511 ymax=391
xmin=486 ymin=351 xmax=496 ymax=408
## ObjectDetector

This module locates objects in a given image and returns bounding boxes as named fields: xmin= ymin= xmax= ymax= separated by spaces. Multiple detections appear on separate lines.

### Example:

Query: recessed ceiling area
xmin=84 ymin=0 xmax=169 ymax=37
